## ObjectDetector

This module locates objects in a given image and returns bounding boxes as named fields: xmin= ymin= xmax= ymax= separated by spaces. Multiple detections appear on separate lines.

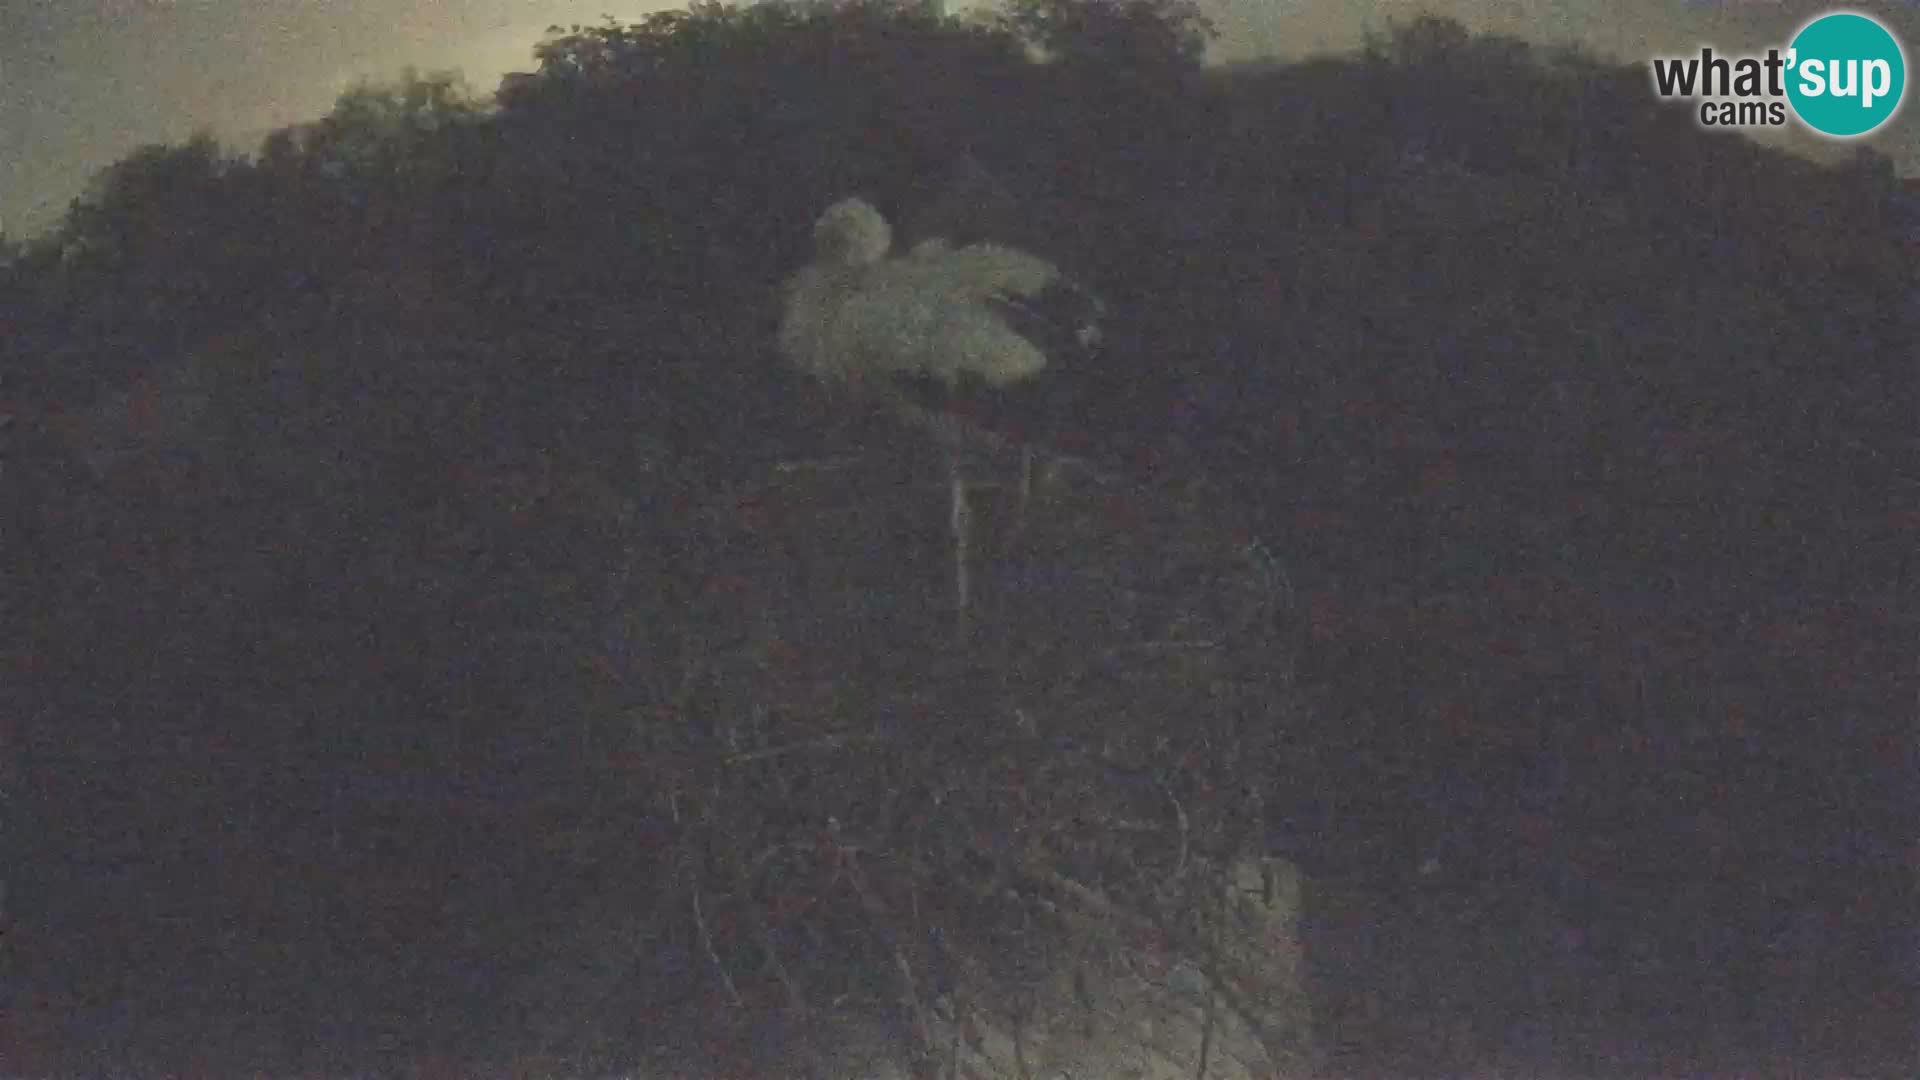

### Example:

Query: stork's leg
xmin=949 ymin=446 xmax=971 ymax=639
xmin=998 ymin=443 xmax=1037 ymax=555
xmin=1016 ymin=444 xmax=1034 ymax=525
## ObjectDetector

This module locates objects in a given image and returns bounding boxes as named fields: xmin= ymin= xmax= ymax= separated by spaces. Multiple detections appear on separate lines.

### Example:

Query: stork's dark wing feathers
xmin=987 ymin=276 xmax=1106 ymax=360
xmin=886 ymin=275 xmax=1106 ymax=448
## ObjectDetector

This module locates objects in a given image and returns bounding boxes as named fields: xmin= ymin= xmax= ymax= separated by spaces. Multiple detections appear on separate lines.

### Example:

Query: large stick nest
xmin=515 ymin=411 xmax=1319 ymax=1078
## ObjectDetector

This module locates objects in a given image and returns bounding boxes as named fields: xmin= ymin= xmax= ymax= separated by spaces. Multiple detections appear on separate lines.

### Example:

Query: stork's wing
xmin=909 ymin=243 xmax=1061 ymax=302
xmin=990 ymin=274 xmax=1106 ymax=356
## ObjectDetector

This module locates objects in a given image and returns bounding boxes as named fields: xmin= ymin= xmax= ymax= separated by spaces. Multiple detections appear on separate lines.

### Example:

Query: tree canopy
xmin=6 ymin=6 xmax=1915 ymax=1076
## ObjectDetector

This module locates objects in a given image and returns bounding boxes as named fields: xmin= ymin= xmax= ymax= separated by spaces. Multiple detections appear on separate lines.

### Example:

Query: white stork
xmin=776 ymin=195 xmax=1102 ymax=636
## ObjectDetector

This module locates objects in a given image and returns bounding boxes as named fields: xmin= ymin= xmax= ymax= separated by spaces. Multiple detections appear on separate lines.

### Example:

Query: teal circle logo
xmin=1786 ymin=12 xmax=1906 ymax=137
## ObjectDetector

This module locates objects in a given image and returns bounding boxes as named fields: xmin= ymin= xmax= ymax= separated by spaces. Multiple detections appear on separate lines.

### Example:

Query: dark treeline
xmin=5 ymin=1 xmax=1915 ymax=1074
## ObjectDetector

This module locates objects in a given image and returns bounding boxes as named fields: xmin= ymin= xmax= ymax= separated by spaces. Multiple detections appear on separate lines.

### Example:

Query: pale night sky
xmin=3 ymin=0 xmax=1918 ymax=240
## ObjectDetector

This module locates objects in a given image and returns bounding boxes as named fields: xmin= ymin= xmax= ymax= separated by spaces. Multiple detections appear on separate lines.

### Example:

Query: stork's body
xmin=776 ymin=196 xmax=1101 ymax=636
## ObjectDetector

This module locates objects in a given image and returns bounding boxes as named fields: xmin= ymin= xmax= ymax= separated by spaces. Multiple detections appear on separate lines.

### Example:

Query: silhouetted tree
xmin=292 ymin=68 xmax=484 ymax=183
xmin=9 ymin=6 xmax=1917 ymax=1074
xmin=999 ymin=0 xmax=1213 ymax=75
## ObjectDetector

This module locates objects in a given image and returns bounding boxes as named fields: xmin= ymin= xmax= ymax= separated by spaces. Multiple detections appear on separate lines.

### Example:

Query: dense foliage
xmin=5 ymin=2 xmax=1913 ymax=1074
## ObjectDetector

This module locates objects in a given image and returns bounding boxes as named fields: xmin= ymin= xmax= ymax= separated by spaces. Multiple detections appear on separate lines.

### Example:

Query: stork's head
xmin=812 ymin=197 xmax=893 ymax=267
